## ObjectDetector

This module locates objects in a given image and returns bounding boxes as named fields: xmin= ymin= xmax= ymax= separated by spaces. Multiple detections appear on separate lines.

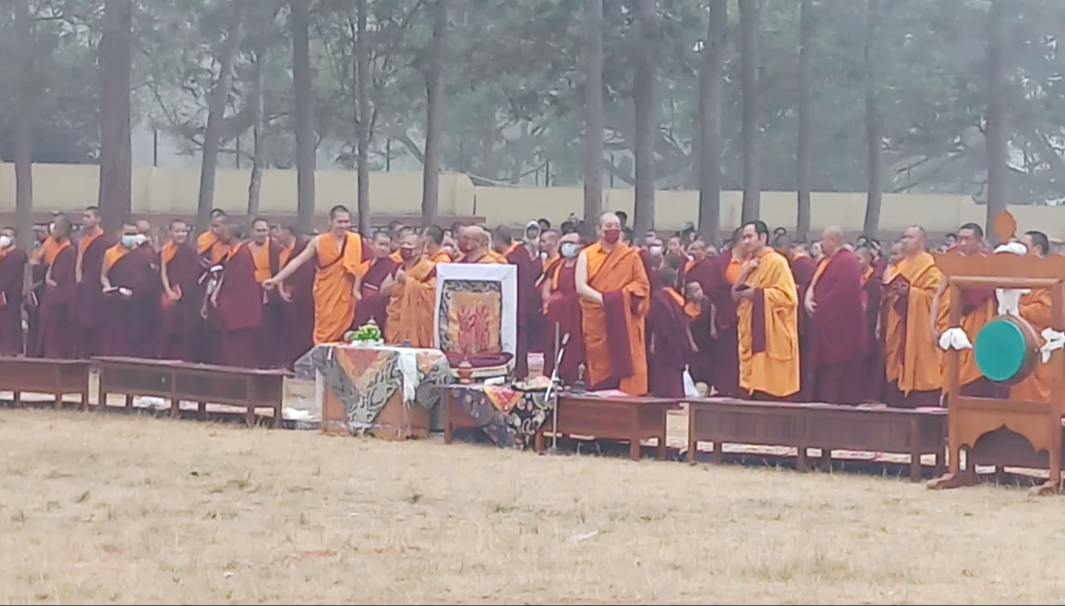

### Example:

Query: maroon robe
xmin=860 ymin=269 xmax=884 ymax=403
xmin=506 ymin=244 xmax=542 ymax=379
xmin=160 ymin=242 xmax=201 ymax=361
xmin=790 ymin=254 xmax=817 ymax=401
xmin=353 ymin=256 xmax=400 ymax=333
xmin=542 ymin=260 xmax=587 ymax=385
xmin=101 ymin=247 xmax=158 ymax=359
xmin=0 ymin=248 xmax=27 ymax=356
xmin=683 ymin=257 xmax=715 ymax=386
xmin=25 ymin=256 xmax=46 ymax=358
xmin=640 ymin=249 xmax=659 ymax=291
xmin=646 ymin=288 xmax=692 ymax=398
xmin=37 ymin=244 xmax=77 ymax=359
xmin=251 ymin=241 xmax=284 ymax=369
xmin=136 ymin=245 xmax=162 ymax=358
xmin=74 ymin=232 xmax=113 ymax=358
xmin=705 ymin=253 xmax=742 ymax=397
xmin=214 ymin=244 xmax=264 ymax=368
xmin=281 ymin=239 xmax=316 ymax=369
xmin=808 ymin=250 xmax=867 ymax=404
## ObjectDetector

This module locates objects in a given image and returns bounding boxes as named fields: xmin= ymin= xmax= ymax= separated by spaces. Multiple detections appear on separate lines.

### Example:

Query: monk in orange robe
xmin=275 ymin=225 xmax=316 ymax=367
xmin=197 ymin=209 xmax=231 ymax=265
xmin=423 ymin=225 xmax=452 ymax=264
xmin=856 ymin=246 xmax=884 ymax=402
xmin=883 ymin=226 xmax=942 ymax=408
xmin=160 ymin=220 xmax=200 ymax=361
xmin=194 ymin=210 xmax=231 ymax=362
xmin=210 ymin=223 xmax=264 ymax=368
xmin=647 ymin=265 xmax=696 ymax=398
xmin=246 ymin=218 xmax=284 ymax=367
xmin=540 ymin=232 xmax=587 ymax=385
xmin=931 ymin=223 xmax=1000 ymax=398
xmin=100 ymin=223 xmax=157 ymax=358
xmin=385 ymin=232 xmax=438 ymax=347
xmin=576 ymin=212 xmax=650 ymax=395
xmin=455 ymin=225 xmax=501 ymax=265
xmin=804 ymin=227 xmax=867 ymax=404
xmin=73 ymin=207 xmax=113 ymax=358
xmin=0 ymin=227 xmax=26 ymax=356
xmin=264 ymin=205 xmax=369 ymax=345
xmin=704 ymin=229 xmax=745 ymax=397
xmin=494 ymin=226 xmax=542 ymax=378
xmin=733 ymin=221 xmax=800 ymax=400
xmin=354 ymin=232 xmax=400 ymax=332
xmin=37 ymin=217 xmax=77 ymax=359
xmin=1013 ymin=231 xmax=1052 ymax=403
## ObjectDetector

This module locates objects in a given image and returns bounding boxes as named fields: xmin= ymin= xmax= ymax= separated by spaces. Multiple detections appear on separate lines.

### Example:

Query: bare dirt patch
xmin=0 ymin=409 xmax=1061 ymax=604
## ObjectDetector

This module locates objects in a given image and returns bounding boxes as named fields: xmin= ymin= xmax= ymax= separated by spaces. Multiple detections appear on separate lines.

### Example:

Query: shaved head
xmin=465 ymin=225 xmax=489 ymax=247
xmin=820 ymin=226 xmax=845 ymax=257
xmin=901 ymin=226 xmax=927 ymax=255
xmin=598 ymin=212 xmax=620 ymax=228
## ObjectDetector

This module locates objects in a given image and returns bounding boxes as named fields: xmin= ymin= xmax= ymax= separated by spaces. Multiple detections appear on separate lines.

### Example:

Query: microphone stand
xmin=542 ymin=323 xmax=568 ymax=456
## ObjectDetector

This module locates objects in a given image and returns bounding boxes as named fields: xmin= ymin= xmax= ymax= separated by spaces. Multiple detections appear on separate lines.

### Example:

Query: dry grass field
xmin=2 ymin=410 xmax=1064 ymax=605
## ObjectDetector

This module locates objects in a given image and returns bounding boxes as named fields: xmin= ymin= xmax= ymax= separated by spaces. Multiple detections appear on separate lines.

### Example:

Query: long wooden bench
xmin=0 ymin=358 xmax=92 ymax=410
xmin=94 ymin=357 xmax=289 ymax=427
xmin=687 ymin=398 xmax=947 ymax=481
xmin=537 ymin=394 xmax=682 ymax=461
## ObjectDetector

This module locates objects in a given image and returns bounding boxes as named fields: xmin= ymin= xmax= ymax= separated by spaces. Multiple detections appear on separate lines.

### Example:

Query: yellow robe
xmin=737 ymin=248 xmax=800 ymax=398
xmin=883 ymin=252 xmax=942 ymax=394
xmin=313 ymin=232 xmax=366 ymax=344
xmin=934 ymin=269 xmax=997 ymax=393
xmin=385 ymin=259 xmax=437 ymax=348
xmin=1011 ymin=289 xmax=1053 ymax=405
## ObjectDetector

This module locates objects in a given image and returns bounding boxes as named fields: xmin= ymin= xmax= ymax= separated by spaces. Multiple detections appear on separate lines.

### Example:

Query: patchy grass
xmin=0 ymin=409 xmax=1061 ymax=605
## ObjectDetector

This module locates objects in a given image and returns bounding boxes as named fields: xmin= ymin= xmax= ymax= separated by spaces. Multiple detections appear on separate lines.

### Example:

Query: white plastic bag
xmin=682 ymin=366 xmax=700 ymax=400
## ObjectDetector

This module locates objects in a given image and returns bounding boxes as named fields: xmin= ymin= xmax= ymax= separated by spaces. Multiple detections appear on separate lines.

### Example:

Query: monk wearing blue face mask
xmin=99 ymin=222 xmax=158 ymax=358
xmin=539 ymin=231 xmax=588 ymax=385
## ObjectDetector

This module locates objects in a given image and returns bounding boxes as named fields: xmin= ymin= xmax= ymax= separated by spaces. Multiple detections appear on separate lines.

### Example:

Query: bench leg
xmin=820 ymin=448 xmax=832 ymax=471
xmin=13 ymin=391 xmax=21 ymax=408
xmin=170 ymin=398 xmax=179 ymax=419
xmin=273 ymin=401 xmax=282 ymax=429
xmin=712 ymin=441 xmax=723 ymax=464
xmin=534 ymin=428 xmax=544 ymax=453
xmin=245 ymin=404 xmax=254 ymax=428
xmin=54 ymin=392 xmax=62 ymax=410
xmin=98 ymin=391 xmax=108 ymax=412
xmin=124 ymin=394 xmax=133 ymax=410
xmin=796 ymin=447 xmax=807 ymax=472
xmin=629 ymin=407 xmax=641 ymax=461
xmin=198 ymin=401 xmax=206 ymax=420
xmin=81 ymin=389 xmax=89 ymax=412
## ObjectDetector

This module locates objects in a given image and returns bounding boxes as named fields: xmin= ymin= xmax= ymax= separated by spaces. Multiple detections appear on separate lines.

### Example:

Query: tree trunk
xmin=97 ymin=0 xmax=134 ymax=234
xmin=739 ymin=0 xmax=761 ymax=224
xmin=583 ymin=0 xmax=605 ymax=226
xmin=355 ymin=0 xmax=372 ymax=235
xmin=291 ymin=0 xmax=316 ymax=233
xmin=796 ymin=0 xmax=813 ymax=241
xmin=420 ymin=0 xmax=447 ymax=227
xmin=196 ymin=0 xmax=245 ymax=233
xmin=697 ymin=0 xmax=726 ymax=244
xmin=861 ymin=0 xmax=882 ymax=238
xmin=984 ymin=0 xmax=1006 ymax=241
xmin=631 ymin=0 xmax=657 ymax=238
xmin=247 ymin=47 xmax=266 ymax=219
xmin=14 ymin=0 xmax=35 ymax=250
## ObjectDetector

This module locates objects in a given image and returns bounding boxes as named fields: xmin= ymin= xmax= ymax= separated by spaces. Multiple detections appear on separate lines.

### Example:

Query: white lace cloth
xmin=994 ymin=242 xmax=1030 ymax=316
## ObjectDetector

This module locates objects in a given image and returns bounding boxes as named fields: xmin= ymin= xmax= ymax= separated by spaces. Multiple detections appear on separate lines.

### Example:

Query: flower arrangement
xmin=345 ymin=319 xmax=383 ymax=346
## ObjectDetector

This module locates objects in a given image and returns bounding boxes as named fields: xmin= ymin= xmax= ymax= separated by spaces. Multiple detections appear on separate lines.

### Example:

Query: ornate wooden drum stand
xmin=928 ymin=212 xmax=1065 ymax=494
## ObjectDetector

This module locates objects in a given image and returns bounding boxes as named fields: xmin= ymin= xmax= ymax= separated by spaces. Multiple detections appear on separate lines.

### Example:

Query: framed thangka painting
xmin=433 ymin=263 xmax=517 ymax=362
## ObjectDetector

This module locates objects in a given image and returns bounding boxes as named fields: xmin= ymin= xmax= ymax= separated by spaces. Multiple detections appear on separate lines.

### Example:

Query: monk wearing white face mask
xmin=539 ymin=232 xmax=588 ymax=385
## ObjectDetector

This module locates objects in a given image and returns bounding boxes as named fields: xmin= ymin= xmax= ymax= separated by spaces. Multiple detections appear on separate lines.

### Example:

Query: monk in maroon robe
xmin=276 ymin=226 xmax=316 ymax=368
xmin=681 ymin=240 xmax=716 ymax=386
xmin=211 ymin=223 xmax=263 ymax=368
xmin=73 ymin=207 xmax=113 ymax=358
xmin=856 ymin=246 xmax=884 ymax=402
xmin=160 ymin=220 xmax=200 ymax=361
xmin=647 ymin=266 xmax=694 ymax=398
xmin=135 ymin=231 xmax=162 ymax=357
xmin=494 ymin=227 xmax=542 ymax=378
xmin=37 ymin=218 xmax=77 ymax=359
xmin=777 ymin=235 xmax=817 ymax=401
xmin=100 ymin=224 xmax=158 ymax=358
xmin=0 ymin=229 xmax=26 ymax=356
xmin=704 ymin=230 xmax=745 ymax=397
xmin=248 ymin=218 xmax=284 ymax=368
xmin=804 ymin=228 xmax=868 ymax=404
xmin=540 ymin=233 xmax=587 ymax=384
xmin=353 ymin=232 xmax=399 ymax=332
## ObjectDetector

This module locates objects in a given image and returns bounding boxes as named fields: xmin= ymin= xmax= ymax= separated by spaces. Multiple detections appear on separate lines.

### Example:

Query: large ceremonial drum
xmin=973 ymin=315 xmax=1041 ymax=384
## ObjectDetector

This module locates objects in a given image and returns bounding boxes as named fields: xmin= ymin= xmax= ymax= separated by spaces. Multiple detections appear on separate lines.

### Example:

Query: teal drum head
xmin=974 ymin=316 xmax=1038 ymax=384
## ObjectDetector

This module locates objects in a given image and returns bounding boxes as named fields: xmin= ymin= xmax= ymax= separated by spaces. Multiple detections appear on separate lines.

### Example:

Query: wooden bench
xmin=687 ymin=398 xmax=947 ymax=481
xmin=0 ymin=358 xmax=91 ymax=410
xmin=537 ymin=394 xmax=682 ymax=461
xmin=93 ymin=357 xmax=289 ymax=427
